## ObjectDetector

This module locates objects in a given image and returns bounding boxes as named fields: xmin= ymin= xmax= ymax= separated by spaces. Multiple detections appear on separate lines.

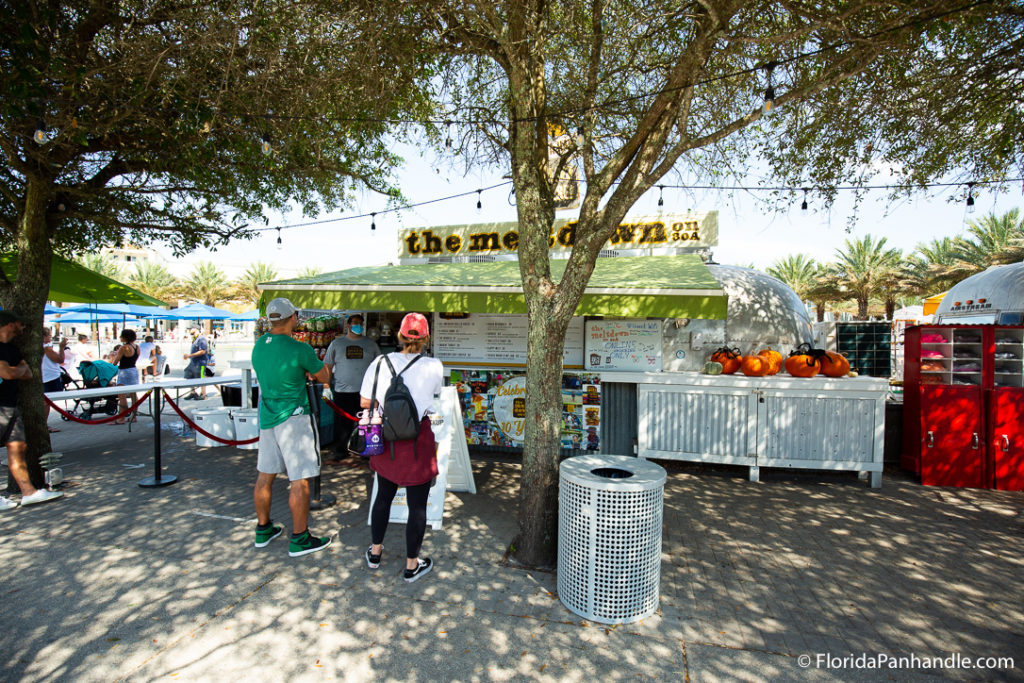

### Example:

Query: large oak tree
xmin=1 ymin=0 xmax=431 ymax=483
xmin=387 ymin=0 xmax=1023 ymax=566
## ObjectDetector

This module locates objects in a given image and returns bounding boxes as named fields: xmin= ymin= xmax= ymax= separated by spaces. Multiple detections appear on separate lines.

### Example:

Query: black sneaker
xmin=403 ymin=557 xmax=432 ymax=583
xmin=288 ymin=530 xmax=332 ymax=557
xmin=254 ymin=523 xmax=283 ymax=548
xmin=365 ymin=545 xmax=382 ymax=569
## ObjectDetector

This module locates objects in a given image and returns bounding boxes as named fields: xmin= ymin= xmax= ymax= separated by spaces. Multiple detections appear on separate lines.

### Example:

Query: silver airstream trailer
xmin=934 ymin=262 xmax=1024 ymax=325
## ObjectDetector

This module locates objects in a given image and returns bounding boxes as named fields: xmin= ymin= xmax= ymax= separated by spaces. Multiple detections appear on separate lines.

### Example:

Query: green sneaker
xmin=254 ymin=523 xmax=283 ymax=548
xmin=288 ymin=530 xmax=332 ymax=557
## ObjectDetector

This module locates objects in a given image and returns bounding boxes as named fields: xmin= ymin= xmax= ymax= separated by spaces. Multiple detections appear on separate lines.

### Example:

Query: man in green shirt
xmin=251 ymin=298 xmax=333 ymax=557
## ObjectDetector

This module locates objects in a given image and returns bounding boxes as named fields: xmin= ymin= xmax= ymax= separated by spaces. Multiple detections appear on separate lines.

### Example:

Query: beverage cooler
xmin=901 ymin=324 xmax=1024 ymax=490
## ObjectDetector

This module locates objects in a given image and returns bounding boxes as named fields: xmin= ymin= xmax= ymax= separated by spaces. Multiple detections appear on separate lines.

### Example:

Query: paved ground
xmin=1 ymin=400 xmax=1022 ymax=682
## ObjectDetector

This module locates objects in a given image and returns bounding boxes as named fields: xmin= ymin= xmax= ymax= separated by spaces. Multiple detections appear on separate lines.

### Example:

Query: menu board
xmin=433 ymin=314 xmax=585 ymax=367
xmin=584 ymin=319 xmax=663 ymax=371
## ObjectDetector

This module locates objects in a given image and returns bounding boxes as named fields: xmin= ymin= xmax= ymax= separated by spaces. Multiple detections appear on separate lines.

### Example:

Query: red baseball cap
xmin=399 ymin=312 xmax=429 ymax=339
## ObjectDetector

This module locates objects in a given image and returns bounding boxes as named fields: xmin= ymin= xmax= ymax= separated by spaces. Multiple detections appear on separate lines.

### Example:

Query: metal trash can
xmin=558 ymin=454 xmax=666 ymax=624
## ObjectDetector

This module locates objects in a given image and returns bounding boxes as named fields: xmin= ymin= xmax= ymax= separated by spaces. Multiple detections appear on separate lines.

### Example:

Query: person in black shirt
xmin=0 ymin=311 xmax=63 ymax=510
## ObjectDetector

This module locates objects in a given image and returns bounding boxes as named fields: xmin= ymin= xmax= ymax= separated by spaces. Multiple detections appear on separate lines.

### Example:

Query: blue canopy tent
xmin=51 ymin=311 xmax=142 ymax=324
xmin=165 ymin=302 xmax=236 ymax=320
xmin=229 ymin=309 xmax=260 ymax=321
xmin=63 ymin=303 xmax=172 ymax=319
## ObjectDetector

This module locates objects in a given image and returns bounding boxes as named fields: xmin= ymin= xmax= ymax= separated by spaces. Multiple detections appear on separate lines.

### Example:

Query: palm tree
xmin=297 ymin=266 xmax=324 ymax=279
xmin=128 ymin=261 xmax=177 ymax=302
xmin=833 ymin=234 xmax=901 ymax=320
xmin=960 ymin=209 xmax=1024 ymax=267
xmin=181 ymin=261 xmax=231 ymax=307
xmin=74 ymin=253 xmax=124 ymax=281
xmin=905 ymin=236 xmax=969 ymax=295
xmin=805 ymin=265 xmax=846 ymax=322
xmin=767 ymin=254 xmax=819 ymax=302
xmin=234 ymin=262 xmax=278 ymax=306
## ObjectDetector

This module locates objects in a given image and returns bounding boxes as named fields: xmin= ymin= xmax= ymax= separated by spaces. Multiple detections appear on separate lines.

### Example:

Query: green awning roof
xmin=1 ymin=253 xmax=167 ymax=306
xmin=259 ymin=254 xmax=727 ymax=319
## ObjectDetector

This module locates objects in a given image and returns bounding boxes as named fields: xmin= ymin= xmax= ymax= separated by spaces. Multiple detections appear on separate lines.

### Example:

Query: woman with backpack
xmin=359 ymin=312 xmax=443 ymax=583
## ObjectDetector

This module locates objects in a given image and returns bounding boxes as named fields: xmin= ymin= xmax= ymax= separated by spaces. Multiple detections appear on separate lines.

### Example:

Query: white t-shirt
xmin=359 ymin=352 xmax=443 ymax=419
xmin=42 ymin=344 xmax=63 ymax=382
xmin=138 ymin=341 xmax=156 ymax=367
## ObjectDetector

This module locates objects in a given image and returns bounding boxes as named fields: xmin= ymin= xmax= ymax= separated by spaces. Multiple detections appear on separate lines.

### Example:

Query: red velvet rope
xmin=45 ymin=391 xmax=153 ymax=425
xmin=163 ymin=394 xmax=259 ymax=446
xmin=321 ymin=396 xmax=359 ymax=422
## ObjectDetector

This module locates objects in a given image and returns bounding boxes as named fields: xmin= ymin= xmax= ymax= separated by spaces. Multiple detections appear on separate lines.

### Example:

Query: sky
xmin=155 ymin=142 xmax=1023 ymax=281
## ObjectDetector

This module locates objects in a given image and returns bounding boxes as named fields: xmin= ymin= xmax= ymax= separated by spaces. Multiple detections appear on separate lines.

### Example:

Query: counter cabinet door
xmin=990 ymin=387 xmax=1024 ymax=491
xmin=637 ymin=385 xmax=757 ymax=465
xmin=920 ymin=385 xmax=985 ymax=488
xmin=756 ymin=388 xmax=883 ymax=468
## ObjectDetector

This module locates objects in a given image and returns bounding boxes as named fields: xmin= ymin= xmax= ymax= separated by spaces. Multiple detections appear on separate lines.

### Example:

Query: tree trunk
xmin=816 ymin=304 xmax=825 ymax=322
xmin=2 ymin=177 xmax=54 ymax=492
xmin=857 ymin=295 xmax=869 ymax=320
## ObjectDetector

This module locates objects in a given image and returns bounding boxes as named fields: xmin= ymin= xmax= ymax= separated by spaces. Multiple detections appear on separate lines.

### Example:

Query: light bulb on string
xmin=261 ymin=134 xmax=272 ymax=155
xmin=966 ymin=182 xmax=976 ymax=213
xmin=476 ymin=190 xmax=482 ymax=212
xmin=276 ymin=228 xmax=282 ymax=249
xmin=657 ymin=185 xmax=664 ymax=208
xmin=801 ymin=188 xmax=809 ymax=211
xmin=762 ymin=62 xmax=777 ymax=115
xmin=371 ymin=213 xmax=377 ymax=232
xmin=33 ymin=120 xmax=47 ymax=144
xmin=444 ymin=120 xmax=452 ymax=148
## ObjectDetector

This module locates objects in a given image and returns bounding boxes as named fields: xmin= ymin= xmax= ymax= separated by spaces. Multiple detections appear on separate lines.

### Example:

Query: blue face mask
xmin=350 ymin=324 xmax=364 ymax=335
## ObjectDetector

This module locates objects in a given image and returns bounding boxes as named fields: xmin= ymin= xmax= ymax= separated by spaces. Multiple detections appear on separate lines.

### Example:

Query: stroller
xmin=63 ymin=360 xmax=120 ymax=420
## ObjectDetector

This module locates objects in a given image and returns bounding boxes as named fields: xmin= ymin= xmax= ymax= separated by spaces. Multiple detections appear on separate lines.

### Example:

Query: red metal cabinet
xmin=903 ymin=324 xmax=1023 ymax=490
xmin=920 ymin=386 xmax=985 ymax=488
xmin=990 ymin=388 xmax=1024 ymax=491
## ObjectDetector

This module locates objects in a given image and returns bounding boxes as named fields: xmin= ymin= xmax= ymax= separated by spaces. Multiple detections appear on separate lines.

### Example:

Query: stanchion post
xmin=140 ymin=386 xmax=177 ymax=488
xmin=307 ymin=381 xmax=335 ymax=510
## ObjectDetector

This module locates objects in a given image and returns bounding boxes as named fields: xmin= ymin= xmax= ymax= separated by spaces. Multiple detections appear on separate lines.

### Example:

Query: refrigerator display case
xmin=902 ymin=324 xmax=1024 ymax=490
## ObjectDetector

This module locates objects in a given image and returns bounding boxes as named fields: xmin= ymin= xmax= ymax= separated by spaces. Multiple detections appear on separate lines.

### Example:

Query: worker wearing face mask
xmin=323 ymin=314 xmax=380 ymax=462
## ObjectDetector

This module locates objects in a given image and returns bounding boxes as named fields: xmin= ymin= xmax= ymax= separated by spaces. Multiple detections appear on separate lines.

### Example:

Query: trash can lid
xmin=560 ymin=454 xmax=665 ymax=491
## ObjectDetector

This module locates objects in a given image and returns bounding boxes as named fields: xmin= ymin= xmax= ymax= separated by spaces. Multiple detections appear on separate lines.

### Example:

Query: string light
xmin=276 ymin=228 xmax=282 ymax=249
xmin=33 ymin=120 xmax=47 ymax=144
xmin=261 ymin=134 xmax=272 ymax=155
xmin=476 ymin=189 xmax=482 ymax=212
xmin=762 ymin=62 xmax=776 ymax=115
xmin=966 ymin=182 xmax=975 ymax=213
xmin=444 ymin=120 xmax=453 ymax=148
xmin=371 ymin=212 xmax=376 ymax=231
xmin=801 ymin=188 xmax=809 ymax=211
xmin=657 ymin=185 xmax=664 ymax=208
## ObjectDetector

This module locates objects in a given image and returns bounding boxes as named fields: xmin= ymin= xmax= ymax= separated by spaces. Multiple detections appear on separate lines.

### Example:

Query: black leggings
xmin=371 ymin=474 xmax=431 ymax=559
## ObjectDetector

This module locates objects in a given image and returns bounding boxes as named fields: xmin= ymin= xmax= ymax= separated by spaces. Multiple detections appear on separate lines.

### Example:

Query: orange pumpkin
xmin=820 ymin=351 xmax=851 ymax=377
xmin=785 ymin=343 xmax=822 ymax=378
xmin=710 ymin=347 xmax=742 ymax=375
xmin=741 ymin=354 xmax=771 ymax=376
xmin=757 ymin=349 xmax=783 ymax=375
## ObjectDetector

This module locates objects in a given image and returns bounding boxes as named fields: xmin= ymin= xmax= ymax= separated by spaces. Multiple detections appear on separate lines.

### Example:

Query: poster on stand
xmin=449 ymin=369 xmax=601 ymax=452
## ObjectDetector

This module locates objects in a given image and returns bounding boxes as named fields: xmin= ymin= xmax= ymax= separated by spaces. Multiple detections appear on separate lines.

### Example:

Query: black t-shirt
xmin=0 ymin=341 xmax=22 ymax=407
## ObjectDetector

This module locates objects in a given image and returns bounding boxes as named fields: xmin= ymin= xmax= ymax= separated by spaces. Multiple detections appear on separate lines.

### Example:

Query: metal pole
xmin=139 ymin=386 xmax=177 ymax=488
xmin=307 ymin=381 xmax=335 ymax=510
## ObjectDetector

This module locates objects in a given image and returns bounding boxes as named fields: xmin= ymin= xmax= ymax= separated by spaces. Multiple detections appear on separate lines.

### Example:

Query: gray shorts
xmin=0 ymin=406 xmax=26 ymax=446
xmin=257 ymin=412 xmax=320 ymax=481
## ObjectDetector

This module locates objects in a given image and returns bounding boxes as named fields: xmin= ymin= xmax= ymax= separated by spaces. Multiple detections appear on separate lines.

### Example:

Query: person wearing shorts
xmin=41 ymin=327 xmax=69 ymax=433
xmin=251 ymin=298 xmax=333 ymax=557
xmin=0 ymin=312 xmax=63 ymax=511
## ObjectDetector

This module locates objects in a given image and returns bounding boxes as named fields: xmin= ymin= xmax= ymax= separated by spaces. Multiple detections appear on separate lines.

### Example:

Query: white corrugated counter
xmin=598 ymin=371 xmax=887 ymax=488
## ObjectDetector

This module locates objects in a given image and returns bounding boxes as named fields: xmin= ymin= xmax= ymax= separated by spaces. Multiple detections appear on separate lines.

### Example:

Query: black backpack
xmin=371 ymin=354 xmax=423 ymax=453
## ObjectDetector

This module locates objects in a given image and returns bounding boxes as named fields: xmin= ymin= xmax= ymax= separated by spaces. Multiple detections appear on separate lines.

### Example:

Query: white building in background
xmin=102 ymin=244 xmax=167 ymax=269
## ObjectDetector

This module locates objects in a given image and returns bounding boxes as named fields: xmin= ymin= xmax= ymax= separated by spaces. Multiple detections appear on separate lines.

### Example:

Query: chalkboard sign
xmin=584 ymin=320 xmax=662 ymax=371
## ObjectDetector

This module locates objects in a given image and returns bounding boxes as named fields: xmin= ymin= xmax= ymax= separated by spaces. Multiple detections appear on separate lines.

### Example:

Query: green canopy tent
xmin=0 ymin=253 xmax=166 ymax=306
xmin=258 ymin=253 xmax=727 ymax=319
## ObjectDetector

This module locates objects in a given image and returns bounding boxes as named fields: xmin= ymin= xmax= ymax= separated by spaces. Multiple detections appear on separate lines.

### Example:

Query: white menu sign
xmin=584 ymin=319 xmax=663 ymax=370
xmin=432 ymin=313 xmax=584 ymax=367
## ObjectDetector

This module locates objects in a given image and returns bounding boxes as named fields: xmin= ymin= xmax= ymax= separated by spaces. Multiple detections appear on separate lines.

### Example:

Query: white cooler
xmin=193 ymin=407 xmax=235 ymax=448
xmin=232 ymin=408 xmax=259 ymax=450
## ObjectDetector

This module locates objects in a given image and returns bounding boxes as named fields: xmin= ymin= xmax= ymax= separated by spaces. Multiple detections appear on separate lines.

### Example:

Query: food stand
xmin=259 ymin=212 xmax=887 ymax=487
